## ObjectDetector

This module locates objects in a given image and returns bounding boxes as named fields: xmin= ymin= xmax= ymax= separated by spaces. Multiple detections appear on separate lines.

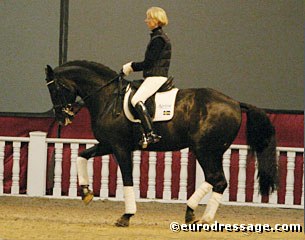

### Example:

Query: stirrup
xmin=139 ymin=132 xmax=161 ymax=149
xmin=139 ymin=133 xmax=149 ymax=149
xmin=80 ymin=185 xmax=94 ymax=205
xmin=147 ymin=132 xmax=161 ymax=143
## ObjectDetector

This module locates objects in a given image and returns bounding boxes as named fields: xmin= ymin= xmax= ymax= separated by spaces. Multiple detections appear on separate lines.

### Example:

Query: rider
xmin=122 ymin=6 xmax=171 ymax=148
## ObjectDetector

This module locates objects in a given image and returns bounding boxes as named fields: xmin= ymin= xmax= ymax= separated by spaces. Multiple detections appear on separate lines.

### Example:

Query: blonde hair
xmin=146 ymin=7 xmax=168 ymax=27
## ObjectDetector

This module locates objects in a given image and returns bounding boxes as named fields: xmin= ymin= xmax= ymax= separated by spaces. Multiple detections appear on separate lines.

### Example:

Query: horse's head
xmin=45 ymin=65 xmax=77 ymax=126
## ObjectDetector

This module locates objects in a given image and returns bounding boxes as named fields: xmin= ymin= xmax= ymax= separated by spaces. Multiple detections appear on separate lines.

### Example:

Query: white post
xmin=0 ymin=141 xmax=5 ymax=195
xmin=178 ymin=148 xmax=188 ymax=200
xmin=301 ymin=154 xmax=304 ymax=206
xmin=53 ymin=142 xmax=63 ymax=197
xmin=116 ymin=166 xmax=124 ymax=200
xmin=11 ymin=142 xmax=21 ymax=194
xmin=147 ymin=151 xmax=157 ymax=199
xmin=163 ymin=151 xmax=172 ymax=200
xmin=222 ymin=149 xmax=231 ymax=202
xmin=133 ymin=150 xmax=141 ymax=198
xmin=237 ymin=149 xmax=247 ymax=202
xmin=285 ymin=151 xmax=296 ymax=205
xmin=100 ymin=155 xmax=110 ymax=198
xmin=69 ymin=143 xmax=79 ymax=197
xmin=27 ymin=131 xmax=47 ymax=196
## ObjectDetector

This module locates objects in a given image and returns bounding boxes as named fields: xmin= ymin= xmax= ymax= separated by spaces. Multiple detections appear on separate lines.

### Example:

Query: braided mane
xmin=61 ymin=60 xmax=118 ymax=79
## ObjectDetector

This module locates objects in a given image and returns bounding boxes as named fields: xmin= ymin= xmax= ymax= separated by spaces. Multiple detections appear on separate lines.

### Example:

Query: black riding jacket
xmin=132 ymin=27 xmax=171 ymax=78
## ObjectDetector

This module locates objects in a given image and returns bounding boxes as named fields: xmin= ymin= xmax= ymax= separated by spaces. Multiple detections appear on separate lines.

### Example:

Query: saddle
xmin=127 ymin=76 xmax=175 ymax=119
xmin=123 ymin=76 xmax=179 ymax=123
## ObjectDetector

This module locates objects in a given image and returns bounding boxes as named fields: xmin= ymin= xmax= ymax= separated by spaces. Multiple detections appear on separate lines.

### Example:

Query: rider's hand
xmin=122 ymin=62 xmax=133 ymax=76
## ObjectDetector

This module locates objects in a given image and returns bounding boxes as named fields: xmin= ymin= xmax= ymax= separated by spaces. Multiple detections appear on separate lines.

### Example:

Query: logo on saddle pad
xmin=123 ymin=84 xmax=179 ymax=123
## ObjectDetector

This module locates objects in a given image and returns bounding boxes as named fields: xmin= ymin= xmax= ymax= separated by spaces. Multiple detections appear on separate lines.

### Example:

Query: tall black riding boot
xmin=134 ymin=101 xmax=161 ymax=148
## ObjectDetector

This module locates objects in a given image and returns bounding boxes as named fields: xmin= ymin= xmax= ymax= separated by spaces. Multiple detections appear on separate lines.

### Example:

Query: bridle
xmin=46 ymin=73 xmax=122 ymax=125
xmin=46 ymin=78 xmax=77 ymax=125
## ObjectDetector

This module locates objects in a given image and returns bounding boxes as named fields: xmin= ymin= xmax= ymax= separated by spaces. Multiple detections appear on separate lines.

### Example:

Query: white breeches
xmin=131 ymin=76 xmax=168 ymax=107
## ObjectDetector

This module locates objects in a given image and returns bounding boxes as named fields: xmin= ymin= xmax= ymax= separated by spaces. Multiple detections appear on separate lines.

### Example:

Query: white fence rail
xmin=0 ymin=131 xmax=303 ymax=209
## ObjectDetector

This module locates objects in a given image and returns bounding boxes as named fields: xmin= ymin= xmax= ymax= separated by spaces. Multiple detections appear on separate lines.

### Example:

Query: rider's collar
xmin=151 ymin=26 xmax=162 ymax=35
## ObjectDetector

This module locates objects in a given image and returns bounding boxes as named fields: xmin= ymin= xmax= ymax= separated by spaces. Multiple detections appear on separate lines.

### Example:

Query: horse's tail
xmin=240 ymin=102 xmax=278 ymax=196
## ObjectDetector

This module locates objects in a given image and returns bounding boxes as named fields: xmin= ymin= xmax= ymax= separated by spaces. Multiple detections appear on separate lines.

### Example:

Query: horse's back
xmin=175 ymin=88 xmax=242 ymax=149
xmin=176 ymin=87 xmax=241 ymax=116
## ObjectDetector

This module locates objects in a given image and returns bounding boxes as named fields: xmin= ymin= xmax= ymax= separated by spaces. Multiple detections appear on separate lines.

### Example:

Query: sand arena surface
xmin=0 ymin=196 xmax=303 ymax=240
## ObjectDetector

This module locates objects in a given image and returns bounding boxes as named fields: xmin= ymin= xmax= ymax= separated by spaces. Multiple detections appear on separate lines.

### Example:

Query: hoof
xmin=193 ymin=219 xmax=209 ymax=225
xmin=115 ymin=214 xmax=134 ymax=227
xmin=80 ymin=186 xmax=94 ymax=205
xmin=185 ymin=206 xmax=196 ymax=224
xmin=82 ymin=192 xmax=94 ymax=205
xmin=115 ymin=220 xmax=129 ymax=227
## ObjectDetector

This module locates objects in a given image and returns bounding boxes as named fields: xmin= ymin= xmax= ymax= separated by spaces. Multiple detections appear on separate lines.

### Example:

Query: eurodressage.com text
xmin=169 ymin=221 xmax=303 ymax=233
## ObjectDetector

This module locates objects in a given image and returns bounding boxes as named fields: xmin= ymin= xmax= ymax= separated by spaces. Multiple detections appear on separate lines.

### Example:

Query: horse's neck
xmin=75 ymin=74 xmax=114 ymax=100
xmin=76 ymin=74 xmax=117 ymax=118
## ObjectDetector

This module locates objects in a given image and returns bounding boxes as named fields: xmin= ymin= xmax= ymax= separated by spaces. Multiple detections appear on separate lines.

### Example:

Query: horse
xmin=45 ymin=60 xmax=278 ymax=227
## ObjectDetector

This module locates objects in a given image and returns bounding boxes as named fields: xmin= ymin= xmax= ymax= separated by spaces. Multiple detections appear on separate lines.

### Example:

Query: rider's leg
xmin=131 ymin=77 xmax=167 ymax=147
xmin=134 ymin=101 xmax=161 ymax=146
xmin=131 ymin=77 xmax=168 ymax=105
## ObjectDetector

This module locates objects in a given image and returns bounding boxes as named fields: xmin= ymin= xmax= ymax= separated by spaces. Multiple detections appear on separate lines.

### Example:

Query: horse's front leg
xmin=114 ymin=185 xmax=136 ymax=227
xmin=77 ymin=142 xmax=113 ymax=205
xmin=112 ymin=148 xmax=136 ymax=227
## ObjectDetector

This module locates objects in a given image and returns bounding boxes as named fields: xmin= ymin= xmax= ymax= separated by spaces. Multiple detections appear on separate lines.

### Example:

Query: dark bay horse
xmin=45 ymin=60 xmax=278 ymax=227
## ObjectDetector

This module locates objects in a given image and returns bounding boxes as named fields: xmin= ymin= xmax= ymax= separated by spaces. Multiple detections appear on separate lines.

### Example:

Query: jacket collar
xmin=150 ymin=27 xmax=162 ymax=37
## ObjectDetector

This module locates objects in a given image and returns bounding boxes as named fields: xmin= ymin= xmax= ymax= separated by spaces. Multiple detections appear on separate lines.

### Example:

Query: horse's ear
xmin=45 ymin=65 xmax=54 ymax=81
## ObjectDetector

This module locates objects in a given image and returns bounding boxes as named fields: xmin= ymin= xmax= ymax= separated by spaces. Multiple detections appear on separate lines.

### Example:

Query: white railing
xmin=0 ymin=135 xmax=30 ymax=195
xmin=0 ymin=131 xmax=303 ymax=209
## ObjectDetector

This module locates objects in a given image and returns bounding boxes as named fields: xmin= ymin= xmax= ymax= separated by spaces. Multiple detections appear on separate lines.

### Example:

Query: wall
xmin=0 ymin=0 xmax=304 ymax=112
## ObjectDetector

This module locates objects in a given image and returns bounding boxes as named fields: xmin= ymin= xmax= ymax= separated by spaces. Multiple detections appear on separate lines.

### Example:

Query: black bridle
xmin=46 ymin=73 xmax=122 ymax=125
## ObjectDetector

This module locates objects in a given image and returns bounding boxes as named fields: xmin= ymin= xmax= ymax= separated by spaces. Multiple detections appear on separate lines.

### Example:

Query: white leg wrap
xmin=76 ymin=157 xmax=89 ymax=185
xmin=201 ymin=192 xmax=223 ymax=223
xmin=187 ymin=181 xmax=213 ymax=210
xmin=124 ymin=186 xmax=137 ymax=214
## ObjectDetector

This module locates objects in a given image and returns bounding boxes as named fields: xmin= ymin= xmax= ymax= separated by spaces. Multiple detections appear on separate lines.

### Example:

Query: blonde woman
xmin=122 ymin=7 xmax=171 ymax=148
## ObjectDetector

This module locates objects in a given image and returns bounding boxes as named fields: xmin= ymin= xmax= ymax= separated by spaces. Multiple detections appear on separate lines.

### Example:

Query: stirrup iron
xmin=140 ymin=133 xmax=149 ymax=149
xmin=139 ymin=132 xmax=161 ymax=149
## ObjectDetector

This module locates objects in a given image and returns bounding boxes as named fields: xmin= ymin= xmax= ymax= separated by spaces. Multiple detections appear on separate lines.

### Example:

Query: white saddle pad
xmin=123 ymin=84 xmax=179 ymax=123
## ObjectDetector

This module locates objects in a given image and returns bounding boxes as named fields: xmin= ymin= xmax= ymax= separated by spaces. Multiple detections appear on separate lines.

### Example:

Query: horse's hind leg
xmin=112 ymin=148 xmax=136 ymax=227
xmin=186 ymin=150 xmax=227 ymax=224
xmin=185 ymin=181 xmax=213 ymax=223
